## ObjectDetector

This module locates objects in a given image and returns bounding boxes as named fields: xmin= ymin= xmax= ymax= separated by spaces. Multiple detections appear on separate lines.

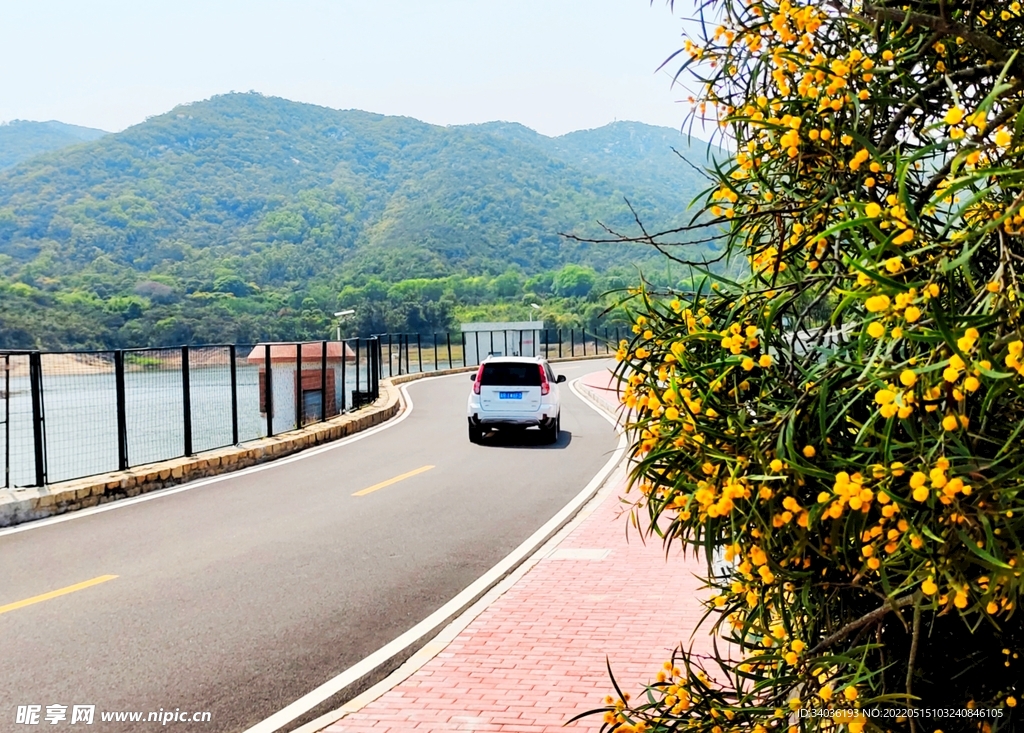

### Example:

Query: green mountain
xmin=0 ymin=120 xmax=108 ymax=170
xmin=0 ymin=93 xmax=718 ymax=349
xmin=470 ymin=120 xmax=715 ymax=216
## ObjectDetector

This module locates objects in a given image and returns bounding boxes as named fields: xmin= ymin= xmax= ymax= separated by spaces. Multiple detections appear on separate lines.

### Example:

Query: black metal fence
xmin=1 ymin=340 xmax=380 ymax=488
xmin=1 ymin=328 xmax=616 ymax=488
xmin=377 ymin=327 xmax=621 ymax=377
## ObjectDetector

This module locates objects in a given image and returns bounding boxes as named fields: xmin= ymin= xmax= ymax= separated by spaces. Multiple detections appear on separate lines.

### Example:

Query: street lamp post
xmin=334 ymin=309 xmax=355 ymax=340
xmin=529 ymin=303 xmax=541 ymax=322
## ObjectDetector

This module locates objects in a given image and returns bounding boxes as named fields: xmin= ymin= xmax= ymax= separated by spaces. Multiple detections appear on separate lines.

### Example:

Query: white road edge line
xmin=244 ymin=371 xmax=626 ymax=733
xmin=0 ymin=372 xmax=458 ymax=538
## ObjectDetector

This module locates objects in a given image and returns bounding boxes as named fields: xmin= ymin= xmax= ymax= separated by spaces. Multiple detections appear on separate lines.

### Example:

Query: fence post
xmin=229 ymin=345 xmax=239 ymax=444
xmin=474 ymin=332 xmax=480 ymax=365
xmin=446 ymin=332 xmax=453 ymax=369
xmin=461 ymin=331 xmax=466 ymax=367
xmin=417 ymin=334 xmax=422 ymax=373
xmin=558 ymin=329 xmax=563 ymax=359
xmin=372 ymin=339 xmax=380 ymax=399
xmin=29 ymin=352 xmax=46 ymax=486
xmin=182 ymin=346 xmax=193 ymax=457
xmin=570 ymin=329 xmax=575 ymax=357
xmin=368 ymin=339 xmax=376 ymax=398
xmin=387 ymin=334 xmax=393 ymax=378
xmin=321 ymin=341 xmax=328 ymax=422
xmin=367 ymin=339 xmax=374 ymax=400
xmin=341 ymin=341 xmax=347 ymax=412
xmin=582 ymin=329 xmax=587 ymax=357
xmin=295 ymin=342 xmax=303 ymax=428
xmin=3 ymin=354 xmax=9 ymax=488
xmin=433 ymin=333 xmax=438 ymax=371
xmin=265 ymin=344 xmax=274 ymax=437
xmin=114 ymin=351 xmax=128 ymax=470
xmin=364 ymin=340 xmax=371 ymax=400
xmin=356 ymin=338 xmax=362 ymax=396
xmin=405 ymin=334 xmax=411 ymax=374
xmin=519 ymin=330 xmax=523 ymax=357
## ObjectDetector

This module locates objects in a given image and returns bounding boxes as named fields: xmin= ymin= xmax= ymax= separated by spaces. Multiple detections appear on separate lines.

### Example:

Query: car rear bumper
xmin=469 ymin=413 xmax=556 ymax=428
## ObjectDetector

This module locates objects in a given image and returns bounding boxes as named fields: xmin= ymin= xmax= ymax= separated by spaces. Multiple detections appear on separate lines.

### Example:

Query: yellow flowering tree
xmin=589 ymin=1 xmax=1024 ymax=731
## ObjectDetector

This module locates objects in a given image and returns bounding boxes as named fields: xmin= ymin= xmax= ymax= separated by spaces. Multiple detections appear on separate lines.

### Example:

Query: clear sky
xmin=0 ymin=0 xmax=696 ymax=137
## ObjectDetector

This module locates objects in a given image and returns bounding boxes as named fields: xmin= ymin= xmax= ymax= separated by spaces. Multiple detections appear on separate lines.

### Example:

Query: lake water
xmin=1 ymin=364 xmax=370 ymax=487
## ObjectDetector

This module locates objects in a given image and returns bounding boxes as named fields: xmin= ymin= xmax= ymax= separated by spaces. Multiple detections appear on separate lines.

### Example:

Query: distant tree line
xmin=0 ymin=261 xmax=696 ymax=350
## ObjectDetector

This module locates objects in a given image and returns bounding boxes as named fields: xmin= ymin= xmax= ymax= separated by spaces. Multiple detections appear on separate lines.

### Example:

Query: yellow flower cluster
xmin=908 ymin=457 xmax=972 ymax=505
xmin=1005 ymin=340 xmax=1024 ymax=376
xmin=858 ymin=283 xmax=942 ymax=341
xmin=818 ymin=470 xmax=883 ymax=520
xmin=694 ymin=476 xmax=752 ymax=519
xmin=720 ymin=322 xmax=760 ymax=354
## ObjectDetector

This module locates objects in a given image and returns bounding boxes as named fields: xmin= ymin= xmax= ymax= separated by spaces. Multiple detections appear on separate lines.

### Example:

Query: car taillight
xmin=538 ymin=364 xmax=550 ymax=395
xmin=473 ymin=365 xmax=484 ymax=394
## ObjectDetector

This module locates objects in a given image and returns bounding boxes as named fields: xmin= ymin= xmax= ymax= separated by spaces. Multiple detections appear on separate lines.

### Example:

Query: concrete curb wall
xmin=0 ymin=355 xmax=611 ymax=528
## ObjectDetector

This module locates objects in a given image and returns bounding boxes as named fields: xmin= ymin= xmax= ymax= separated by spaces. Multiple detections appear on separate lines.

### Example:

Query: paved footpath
xmin=321 ymin=370 xmax=713 ymax=732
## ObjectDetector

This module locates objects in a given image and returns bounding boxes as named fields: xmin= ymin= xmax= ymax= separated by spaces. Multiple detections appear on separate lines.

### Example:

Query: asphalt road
xmin=0 ymin=360 xmax=618 ymax=733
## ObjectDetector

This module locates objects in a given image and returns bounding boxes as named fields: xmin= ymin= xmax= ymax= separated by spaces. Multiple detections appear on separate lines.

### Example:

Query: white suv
xmin=466 ymin=356 xmax=566 ymax=443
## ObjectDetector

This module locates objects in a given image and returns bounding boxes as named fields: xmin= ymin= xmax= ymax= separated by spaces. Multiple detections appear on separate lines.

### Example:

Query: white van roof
xmin=481 ymin=355 xmax=544 ymax=364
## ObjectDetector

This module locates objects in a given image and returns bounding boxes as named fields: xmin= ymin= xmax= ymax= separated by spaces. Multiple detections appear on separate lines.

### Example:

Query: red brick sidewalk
xmin=322 ymin=369 xmax=713 ymax=732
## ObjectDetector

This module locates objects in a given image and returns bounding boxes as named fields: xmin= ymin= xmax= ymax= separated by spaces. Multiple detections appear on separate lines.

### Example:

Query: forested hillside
xmin=0 ymin=120 xmax=107 ymax=170
xmin=0 ymin=94 xmax=717 ymax=349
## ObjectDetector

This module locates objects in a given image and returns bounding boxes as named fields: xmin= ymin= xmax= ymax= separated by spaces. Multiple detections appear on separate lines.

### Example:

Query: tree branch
xmin=879 ymin=65 xmax=999 ymax=152
xmin=863 ymin=5 xmax=1022 ymax=75
xmin=906 ymin=593 xmax=923 ymax=733
xmin=808 ymin=594 xmax=917 ymax=655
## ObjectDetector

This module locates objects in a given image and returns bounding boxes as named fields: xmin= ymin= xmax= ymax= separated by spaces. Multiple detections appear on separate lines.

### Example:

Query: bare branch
xmin=808 ymin=594 xmax=917 ymax=656
xmin=907 ymin=593 xmax=923 ymax=733
xmin=671 ymin=146 xmax=718 ymax=183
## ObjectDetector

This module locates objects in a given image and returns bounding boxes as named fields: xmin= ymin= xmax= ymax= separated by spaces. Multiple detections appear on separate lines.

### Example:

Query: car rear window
xmin=480 ymin=363 xmax=541 ymax=387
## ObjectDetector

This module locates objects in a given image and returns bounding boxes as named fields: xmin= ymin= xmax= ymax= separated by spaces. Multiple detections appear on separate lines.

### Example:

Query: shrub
xmin=594 ymin=1 xmax=1024 ymax=731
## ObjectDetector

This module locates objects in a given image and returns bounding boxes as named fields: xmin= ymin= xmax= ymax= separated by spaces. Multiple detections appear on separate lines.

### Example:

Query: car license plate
xmin=499 ymin=391 xmax=523 ymax=399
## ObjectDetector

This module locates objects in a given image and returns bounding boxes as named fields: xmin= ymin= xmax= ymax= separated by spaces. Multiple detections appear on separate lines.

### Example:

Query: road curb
xmin=243 ymin=372 xmax=628 ymax=733
xmin=574 ymin=372 xmax=623 ymax=422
